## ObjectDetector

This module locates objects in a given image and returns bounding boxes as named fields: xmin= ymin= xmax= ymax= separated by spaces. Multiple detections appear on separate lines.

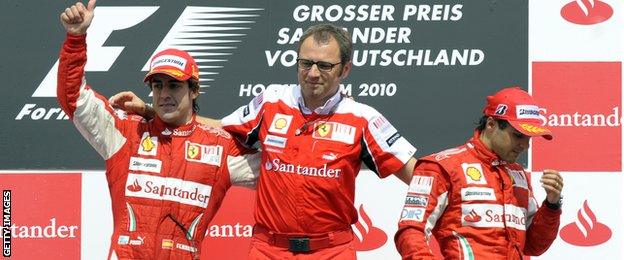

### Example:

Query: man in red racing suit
xmin=395 ymin=87 xmax=564 ymax=259
xmin=57 ymin=1 xmax=259 ymax=259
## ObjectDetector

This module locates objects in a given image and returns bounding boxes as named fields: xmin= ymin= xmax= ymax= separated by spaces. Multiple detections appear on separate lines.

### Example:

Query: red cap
xmin=483 ymin=87 xmax=553 ymax=140
xmin=143 ymin=48 xmax=199 ymax=82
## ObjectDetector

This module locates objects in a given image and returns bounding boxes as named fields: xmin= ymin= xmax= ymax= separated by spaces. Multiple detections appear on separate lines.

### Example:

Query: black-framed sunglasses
xmin=296 ymin=58 xmax=342 ymax=72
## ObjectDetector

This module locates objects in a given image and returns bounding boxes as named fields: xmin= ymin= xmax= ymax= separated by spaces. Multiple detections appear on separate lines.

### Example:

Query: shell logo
xmin=465 ymin=167 xmax=482 ymax=181
xmin=141 ymin=136 xmax=155 ymax=152
xmin=274 ymin=118 xmax=287 ymax=130
xmin=519 ymin=123 xmax=549 ymax=134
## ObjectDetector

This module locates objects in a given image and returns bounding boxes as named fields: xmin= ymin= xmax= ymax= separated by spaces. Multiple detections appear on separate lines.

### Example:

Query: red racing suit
xmin=57 ymin=34 xmax=259 ymax=259
xmin=221 ymin=85 xmax=416 ymax=253
xmin=395 ymin=132 xmax=561 ymax=260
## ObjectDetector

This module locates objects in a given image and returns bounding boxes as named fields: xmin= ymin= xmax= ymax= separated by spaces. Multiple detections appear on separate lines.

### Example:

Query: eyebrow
xmin=151 ymin=79 xmax=183 ymax=83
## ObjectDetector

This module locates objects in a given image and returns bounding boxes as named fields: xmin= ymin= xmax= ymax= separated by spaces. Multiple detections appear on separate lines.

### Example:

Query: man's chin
xmin=156 ymin=112 xmax=179 ymax=124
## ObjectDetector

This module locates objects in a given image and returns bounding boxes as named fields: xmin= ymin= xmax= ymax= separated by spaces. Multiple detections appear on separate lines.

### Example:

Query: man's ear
xmin=339 ymin=61 xmax=352 ymax=79
xmin=191 ymin=88 xmax=199 ymax=100
xmin=486 ymin=116 xmax=499 ymax=130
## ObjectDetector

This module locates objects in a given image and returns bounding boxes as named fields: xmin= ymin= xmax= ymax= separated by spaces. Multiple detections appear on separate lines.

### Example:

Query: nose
xmin=158 ymin=86 xmax=171 ymax=98
xmin=306 ymin=64 xmax=321 ymax=78
xmin=518 ymin=136 xmax=530 ymax=150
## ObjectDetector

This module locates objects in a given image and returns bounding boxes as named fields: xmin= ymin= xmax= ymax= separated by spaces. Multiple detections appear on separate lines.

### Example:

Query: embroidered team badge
xmin=312 ymin=121 xmax=355 ymax=144
xmin=187 ymin=144 xmax=200 ymax=159
xmin=184 ymin=141 xmax=222 ymax=166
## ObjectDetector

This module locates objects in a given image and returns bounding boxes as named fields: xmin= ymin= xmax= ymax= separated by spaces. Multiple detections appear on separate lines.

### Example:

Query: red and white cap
xmin=143 ymin=48 xmax=199 ymax=82
xmin=483 ymin=86 xmax=553 ymax=140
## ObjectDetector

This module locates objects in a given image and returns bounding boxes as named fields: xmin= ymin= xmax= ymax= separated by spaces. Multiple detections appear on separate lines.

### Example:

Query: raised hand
xmin=540 ymin=169 xmax=563 ymax=204
xmin=109 ymin=91 xmax=154 ymax=118
xmin=60 ymin=0 xmax=97 ymax=35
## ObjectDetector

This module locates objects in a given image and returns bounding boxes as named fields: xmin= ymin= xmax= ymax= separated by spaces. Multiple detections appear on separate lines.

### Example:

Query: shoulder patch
xmin=434 ymin=147 xmax=467 ymax=161
xmin=197 ymin=124 xmax=232 ymax=139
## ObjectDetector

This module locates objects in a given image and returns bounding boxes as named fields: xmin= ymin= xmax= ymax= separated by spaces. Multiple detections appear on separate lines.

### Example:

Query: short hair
xmin=475 ymin=115 xmax=510 ymax=132
xmin=297 ymin=24 xmax=353 ymax=64
xmin=189 ymin=79 xmax=200 ymax=112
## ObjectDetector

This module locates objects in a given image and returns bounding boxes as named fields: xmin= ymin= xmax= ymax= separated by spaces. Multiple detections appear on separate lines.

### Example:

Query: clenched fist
xmin=540 ymin=169 xmax=563 ymax=205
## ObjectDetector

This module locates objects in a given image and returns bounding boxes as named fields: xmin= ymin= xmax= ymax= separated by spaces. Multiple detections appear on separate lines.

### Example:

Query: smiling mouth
xmin=159 ymin=103 xmax=176 ymax=109
xmin=305 ymin=79 xmax=323 ymax=85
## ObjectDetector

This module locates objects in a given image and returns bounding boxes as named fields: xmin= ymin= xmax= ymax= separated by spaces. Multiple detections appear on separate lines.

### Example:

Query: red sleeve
xmin=57 ymin=33 xmax=130 ymax=160
xmin=57 ymin=33 xmax=88 ymax=117
xmin=395 ymin=160 xmax=450 ymax=259
xmin=523 ymin=198 xmax=562 ymax=255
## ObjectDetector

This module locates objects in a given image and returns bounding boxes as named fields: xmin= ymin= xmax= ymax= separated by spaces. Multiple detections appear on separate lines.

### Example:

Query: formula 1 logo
xmin=561 ymin=0 xmax=613 ymax=25
xmin=16 ymin=5 xmax=261 ymax=121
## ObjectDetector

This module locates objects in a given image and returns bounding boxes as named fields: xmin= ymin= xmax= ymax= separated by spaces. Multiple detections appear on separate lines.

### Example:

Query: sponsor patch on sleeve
xmin=434 ymin=147 xmax=466 ymax=161
xmin=252 ymin=93 xmax=263 ymax=110
xmin=405 ymin=194 xmax=429 ymax=207
xmin=385 ymin=132 xmax=401 ymax=147
xmin=400 ymin=207 xmax=426 ymax=222
xmin=408 ymin=176 xmax=434 ymax=195
xmin=370 ymin=115 xmax=391 ymax=131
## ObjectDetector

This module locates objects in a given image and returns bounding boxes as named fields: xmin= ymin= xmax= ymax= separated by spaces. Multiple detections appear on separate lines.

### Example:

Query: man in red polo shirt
xmin=111 ymin=24 xmax=417 ymax=259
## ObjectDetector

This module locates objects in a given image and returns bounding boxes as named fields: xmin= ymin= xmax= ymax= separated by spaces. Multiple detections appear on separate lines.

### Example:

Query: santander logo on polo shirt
xmin=264 ymin=158 xmax=341 ymax=178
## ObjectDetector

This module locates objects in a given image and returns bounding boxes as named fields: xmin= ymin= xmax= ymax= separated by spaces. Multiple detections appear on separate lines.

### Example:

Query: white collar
xmin=296 ymin=86 xmax=342 ymax=115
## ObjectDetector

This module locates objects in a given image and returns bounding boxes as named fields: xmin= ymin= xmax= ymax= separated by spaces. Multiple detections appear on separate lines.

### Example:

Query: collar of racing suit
xmin=153 ymin=114 xmax=198 ymax=137
xmin=467 ymin=130 xmax=508 ymax=167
